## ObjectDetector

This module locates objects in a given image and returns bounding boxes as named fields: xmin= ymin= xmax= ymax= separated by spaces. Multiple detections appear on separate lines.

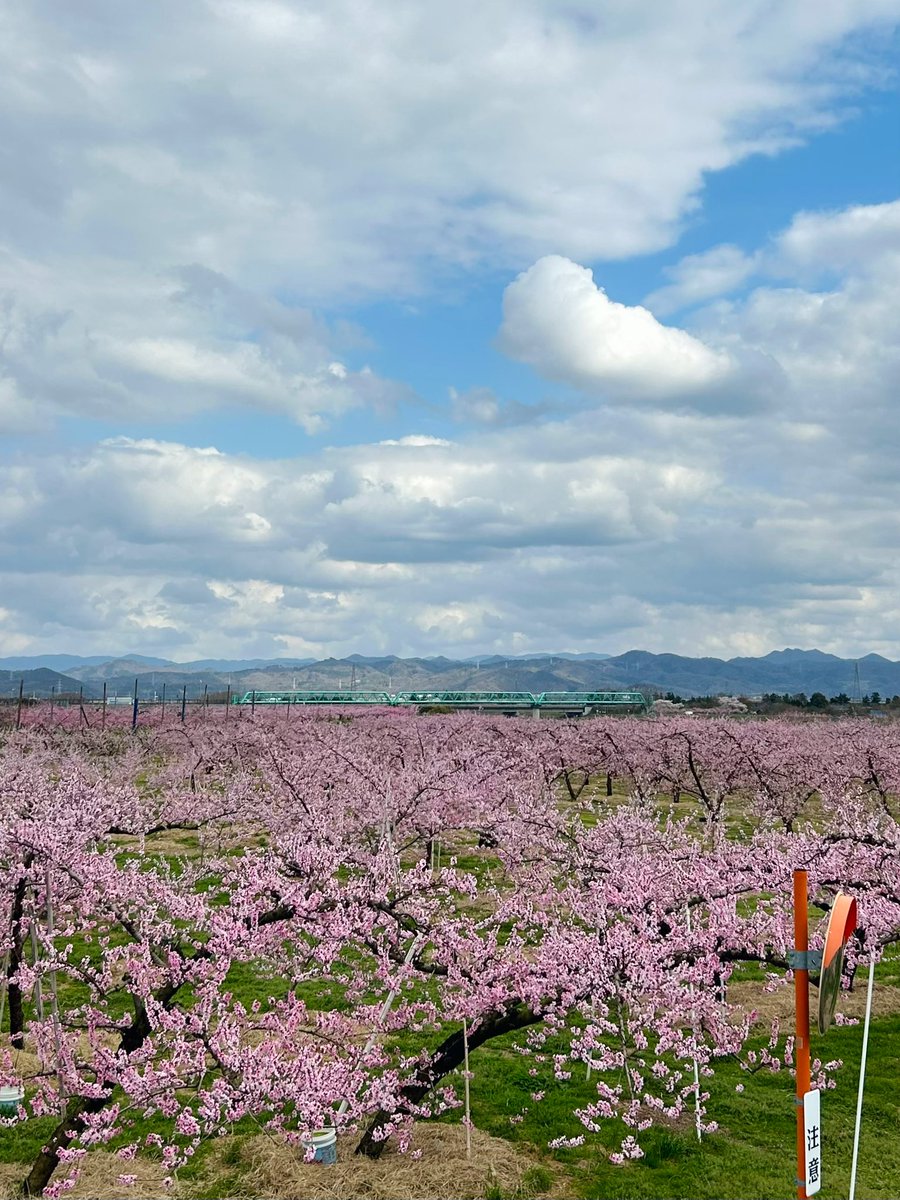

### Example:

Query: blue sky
xmin=1 ymin=1 xmax=899 ymax=660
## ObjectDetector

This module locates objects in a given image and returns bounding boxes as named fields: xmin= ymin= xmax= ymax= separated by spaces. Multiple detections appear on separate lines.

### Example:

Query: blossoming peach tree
xmin=1 ymin=710 xmax=898 ymax=1195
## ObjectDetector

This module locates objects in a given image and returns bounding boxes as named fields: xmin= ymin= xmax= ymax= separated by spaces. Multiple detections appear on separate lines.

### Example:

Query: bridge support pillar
xmin=531 ymin=706 xmax=541 ymax=721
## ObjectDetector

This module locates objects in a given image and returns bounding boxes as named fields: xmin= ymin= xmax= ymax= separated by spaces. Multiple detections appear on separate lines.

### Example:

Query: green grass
xmin=0 ymin=1114 xmax=59 ymax=1166
xmin=484 ymin=1164 xmax=555 ymax=1198
xmin=442 ymin=1008 xmax=900 ymax=1199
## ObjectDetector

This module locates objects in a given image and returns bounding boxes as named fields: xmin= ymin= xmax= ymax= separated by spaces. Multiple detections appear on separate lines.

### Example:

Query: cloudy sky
xmin=2 ymin=1 xmax=900 ymax=661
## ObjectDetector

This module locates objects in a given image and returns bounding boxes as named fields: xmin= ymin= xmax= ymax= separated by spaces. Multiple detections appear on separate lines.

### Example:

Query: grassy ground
xmin=454 ymin=1000 xmax=900 ymax=1199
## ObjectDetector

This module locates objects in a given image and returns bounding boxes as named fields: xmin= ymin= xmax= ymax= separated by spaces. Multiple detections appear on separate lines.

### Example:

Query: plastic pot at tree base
xmin=0 ymin=1084 xmax=25 ymax=1117
xmin=303 ymin=1128 xmax=337 ymax=1164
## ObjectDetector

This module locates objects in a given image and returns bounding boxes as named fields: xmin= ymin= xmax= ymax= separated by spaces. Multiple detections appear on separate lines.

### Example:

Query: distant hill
xmin=597 ymin=648 xmax=895 ymax=697
xmin=0 ymin=668 xmax=91 ymax=699
xmin=1 ymin=647 xmax=897 ymax=700
xmin=0 ymin=653 xmax=173 ymax=672
xmin=178 ymin=658 xmax=317 ymax=671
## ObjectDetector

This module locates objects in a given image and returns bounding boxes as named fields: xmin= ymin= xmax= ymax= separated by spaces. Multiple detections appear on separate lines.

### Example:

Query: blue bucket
xmin=0 ymin=1085 xmax=24 ymax=1118
xmin=305 ymin=1128 xmax=337 ymax=1165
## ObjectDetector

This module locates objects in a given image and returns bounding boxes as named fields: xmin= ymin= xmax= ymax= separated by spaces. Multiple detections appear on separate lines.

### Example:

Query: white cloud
xmin=7 ymin=202 xmax=900 ymax=662
xmin=775 ymin=199 xmax=900 ymax=276
xmin=498 ymin=256 xmax=737 ymax=402
xmin=378 ymin=435 xmax=452 ymax=447
xmin=3 ymin=188 xmax=900 ymax=662
xmin=0 ymin=425 xmax=724 ymax=655
xmin=2 ymin=389 xmax=894 ymax=662
xmin=644 ymin=200 xmax=900 ymax=324
xmin=644 ymin=245 xmax=759 ymax=315
xmin=684 ymin=199 xmax=900 ymax=443
xmin=1 ymin=2 xmax=897 ymax=297
xmin=0 ymin=256 xmax=408 ymax=431
xmin=0 ymin=375 xmax=49 ymax=435
xmin=503 ymin=197 xmax=900 ymax=430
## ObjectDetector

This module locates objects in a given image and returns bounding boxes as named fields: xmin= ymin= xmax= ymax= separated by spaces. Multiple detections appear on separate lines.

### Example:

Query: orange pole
xmin=793 ymin=869 xmax=811 ymax=1200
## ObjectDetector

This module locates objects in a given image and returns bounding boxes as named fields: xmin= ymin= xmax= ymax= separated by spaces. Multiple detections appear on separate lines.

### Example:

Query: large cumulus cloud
xmin=498 ymin=256 xmax=738 ymax=401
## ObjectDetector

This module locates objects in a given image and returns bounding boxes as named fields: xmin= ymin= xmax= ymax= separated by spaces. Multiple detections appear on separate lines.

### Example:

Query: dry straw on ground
xmin=3 ymin=1049 xmax=42 ymax=1080
xmin=0 ymin=1154 xmax=169 ymax=1200
xmin=0 ymin=1124 xmax=560 ymax=1200
xmin=207 ymin=1124 xmax=548 ymax=1200
xmin=729 ymin=980 xmax=900 ymax=1026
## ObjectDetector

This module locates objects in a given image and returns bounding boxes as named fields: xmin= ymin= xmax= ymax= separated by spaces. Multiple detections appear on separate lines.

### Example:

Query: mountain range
xmin=0 ymin=648 xmax=895 ymax=701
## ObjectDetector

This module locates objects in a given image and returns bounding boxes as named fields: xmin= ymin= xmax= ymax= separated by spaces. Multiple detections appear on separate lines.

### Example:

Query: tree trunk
xmin=20 ymin=990 xmax=175 ymax=1196
xmin=355 ymin=1002 xmax=541 ymax=1159
xmin=20 ymin=1095 xmax=109 ymax=1196
xmin=562 ymin=770 xmax=586 ymax=802
xmin=6 ymin=860 xmax=32 ymax=1049
xmin=606 ymin=773 xmax=613 ymax=797
xmin=7 ymin=966 xmax=25 ymax=1050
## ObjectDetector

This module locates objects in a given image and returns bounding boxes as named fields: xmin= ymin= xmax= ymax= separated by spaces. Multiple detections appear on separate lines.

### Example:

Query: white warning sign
xmin=803 ymin=1089 xmax=821 ymax=1196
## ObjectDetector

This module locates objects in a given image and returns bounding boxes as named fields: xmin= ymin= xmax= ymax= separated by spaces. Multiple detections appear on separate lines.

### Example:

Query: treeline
xmin=662 ymin=690 xmax=900 ymax=710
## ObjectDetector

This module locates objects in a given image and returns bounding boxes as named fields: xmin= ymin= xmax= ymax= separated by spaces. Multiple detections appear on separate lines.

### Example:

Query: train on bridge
xmin=232 ymin=689 xmax=650 ymax=712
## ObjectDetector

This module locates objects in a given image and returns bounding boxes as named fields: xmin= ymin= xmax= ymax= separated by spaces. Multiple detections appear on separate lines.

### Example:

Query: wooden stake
xmin=686 ymin=904 xmax=703 ymax=1142
xmin=849 ymin=949 xmax=876 ymax=1200
xmin=0 ymin=950 xmax=9 ymax=1035
xmin=44 ymin=863 xmax=65 ymax=1111
xmin=27 ymin=888 xmax=44 ymax=1022
xmin=463 ymin=1018 xmax=472 ymax=1159
xmin=337 ymin=934 xmax=423 ymax=1119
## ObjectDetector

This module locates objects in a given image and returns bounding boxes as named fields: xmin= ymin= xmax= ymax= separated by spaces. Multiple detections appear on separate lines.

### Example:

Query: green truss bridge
xmin=232 ymin=689 xmax=650 ymax=713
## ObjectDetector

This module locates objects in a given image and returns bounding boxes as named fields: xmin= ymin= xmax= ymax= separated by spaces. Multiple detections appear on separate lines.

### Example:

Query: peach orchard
xmin=1 ymin=705 xmax=899 ymax=1196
